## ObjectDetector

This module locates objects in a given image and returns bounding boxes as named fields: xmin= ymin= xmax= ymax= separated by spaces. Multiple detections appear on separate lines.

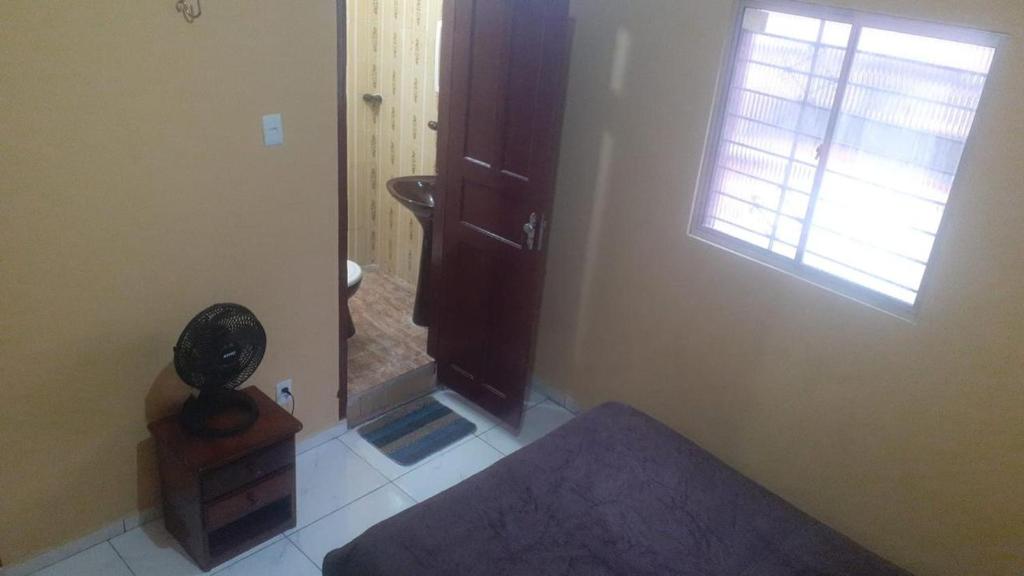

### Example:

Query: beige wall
xmin=347 ymin=0 xmax=442 ymax=284
xmin=536 ymin=1 xmax=1023 ymax=575
xmin=0 ymin=0 xmax=340 ymax=566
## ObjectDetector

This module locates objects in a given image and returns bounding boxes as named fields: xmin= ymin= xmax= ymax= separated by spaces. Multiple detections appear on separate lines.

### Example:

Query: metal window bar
xmin=794 ymin=24 xmax=862 ymax=263
xmin=768 ymin=18 xmax=829 ymax=253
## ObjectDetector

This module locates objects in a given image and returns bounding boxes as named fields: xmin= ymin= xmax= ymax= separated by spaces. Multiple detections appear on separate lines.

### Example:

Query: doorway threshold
xmin=348 ymin=363 xmax=437 ymax=427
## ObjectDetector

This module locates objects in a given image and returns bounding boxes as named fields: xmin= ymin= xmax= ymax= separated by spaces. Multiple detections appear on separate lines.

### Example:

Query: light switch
xmin=262 ymin=113 xmax=284 ymax=147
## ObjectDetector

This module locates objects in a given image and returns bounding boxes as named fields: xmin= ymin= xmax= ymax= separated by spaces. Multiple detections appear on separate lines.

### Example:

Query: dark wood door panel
xmin=458 ymin=181 xmax=528 ymax=249
xmin=462 ymin=0 xmax=507 ymax=166
xmin=434 ymin=0 xmax=571 ymax=429
xmin=456 ymin=0 xmax=549 ymax=177
xmin=438 ymin=241 xmax=493 ymax=382
xmin=441 ymin=236 xmax=536 ymax=378
xmin=501 ymin=0 xmax=546 ymax=177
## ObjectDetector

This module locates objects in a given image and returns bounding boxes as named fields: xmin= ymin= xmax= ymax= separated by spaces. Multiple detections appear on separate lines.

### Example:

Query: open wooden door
xmin=430 ymin=0 xmax=572 ymax=428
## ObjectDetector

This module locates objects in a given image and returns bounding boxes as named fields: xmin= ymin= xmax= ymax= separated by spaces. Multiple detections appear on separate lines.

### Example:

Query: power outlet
xmin=276 ymin=379 xmax=294 ymax=406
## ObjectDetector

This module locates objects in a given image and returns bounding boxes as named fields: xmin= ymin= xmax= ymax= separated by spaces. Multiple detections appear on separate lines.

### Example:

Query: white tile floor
xmin=26 ymin=389 xmax=573 ymax=576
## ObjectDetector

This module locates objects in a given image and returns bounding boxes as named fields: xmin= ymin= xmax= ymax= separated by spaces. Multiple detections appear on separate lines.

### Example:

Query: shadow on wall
xmin=136 ymin=363 xmax=191 ymax=512
xmin=535 ymin=22 xmax=633 ymax=391
xmin=537 ymin=0 xmax=779 ymax=453
xmin=540 ymin=0 xmax=751 ymax=399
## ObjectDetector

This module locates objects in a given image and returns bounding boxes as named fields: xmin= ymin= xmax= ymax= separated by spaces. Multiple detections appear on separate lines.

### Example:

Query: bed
xmin=323 ymin=402 xmax=910 ymax=575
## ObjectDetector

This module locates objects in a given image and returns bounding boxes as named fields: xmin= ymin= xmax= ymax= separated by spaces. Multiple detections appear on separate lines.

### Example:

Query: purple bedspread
xmin=323 ymin=402 xmax=910 ymax=576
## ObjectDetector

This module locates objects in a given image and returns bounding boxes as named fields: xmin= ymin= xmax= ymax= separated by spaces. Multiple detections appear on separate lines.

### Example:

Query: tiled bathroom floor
xmin=25 ymin=389 xmax=573 ymax=576
xmin=348 ymin=268 xmax=432 ymax=396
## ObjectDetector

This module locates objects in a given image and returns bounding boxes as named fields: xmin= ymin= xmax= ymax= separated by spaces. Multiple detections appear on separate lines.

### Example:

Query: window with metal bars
xmin=691 ymin=0 xmax=1000 ymax=318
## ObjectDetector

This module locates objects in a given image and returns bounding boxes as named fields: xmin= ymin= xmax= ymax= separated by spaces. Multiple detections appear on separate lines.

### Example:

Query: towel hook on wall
xmin=176 ymin=0 xmax=202 ymax=22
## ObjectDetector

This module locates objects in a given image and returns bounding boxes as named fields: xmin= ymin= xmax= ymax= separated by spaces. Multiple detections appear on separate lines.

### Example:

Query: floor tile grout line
xmin=288 ymin=480 xmax=417 ymax=566
xmin=474 ymin=421 xmax=501 ymax=437
xmin=322 ymin=417 xmax=492 ymax=496
xmin=331 ymin=435 xmax=413 ymax=484
xmin=477 ymin=434 xmax=511 ymax=457
xmin=107 ymin=540 xmax=138 ymax=576
xmin=213 ymin=536 xmax=287 ymax=574
xmin=391 ymin=479 xmax=420 ymax=503
xmin=289 ymin=483 xmax=398 ymax=538
xmin=282 ymin=537 xmax=322 ymax=572
xmin=288 ymin=479 xmax=385 ymax=539
xmin=24 ymin=541 xmax=119 ymax=576
xmin=297 ymin=426 xmax=349 ymax=457
xmin=290 ymin=440 xmax=392 ymax=535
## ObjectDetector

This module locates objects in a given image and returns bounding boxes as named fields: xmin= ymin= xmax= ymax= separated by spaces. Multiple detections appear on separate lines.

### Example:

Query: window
xmin=691 ymin=0 xmax=1000 ymax=317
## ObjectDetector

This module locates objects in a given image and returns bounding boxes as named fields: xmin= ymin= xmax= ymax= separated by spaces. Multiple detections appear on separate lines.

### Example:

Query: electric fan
xmin=173 ymin=303 xmax=266 ymax=437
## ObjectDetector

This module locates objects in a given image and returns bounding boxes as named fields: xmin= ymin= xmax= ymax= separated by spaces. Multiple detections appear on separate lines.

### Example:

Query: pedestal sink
xmin=387 ymin=176 xmax=436 ymax=327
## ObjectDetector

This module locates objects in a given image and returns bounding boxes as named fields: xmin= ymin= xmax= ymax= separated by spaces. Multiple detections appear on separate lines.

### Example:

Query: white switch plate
xmin=262 ymin=113 xmax=284 ymax=147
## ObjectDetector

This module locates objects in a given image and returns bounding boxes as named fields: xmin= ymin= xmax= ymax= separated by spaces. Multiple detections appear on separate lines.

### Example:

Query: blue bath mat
xmin=358 ymin=396 xmax=476 ymax=466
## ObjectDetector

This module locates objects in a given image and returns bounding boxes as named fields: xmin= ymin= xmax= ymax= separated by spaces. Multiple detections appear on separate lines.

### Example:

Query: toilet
xmin=345 ymin=260 xmax=363 ymax=339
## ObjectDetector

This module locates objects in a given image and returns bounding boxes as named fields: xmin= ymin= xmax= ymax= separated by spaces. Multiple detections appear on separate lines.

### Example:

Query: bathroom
xmin=343 ymin=0 xmax=444 ymax=424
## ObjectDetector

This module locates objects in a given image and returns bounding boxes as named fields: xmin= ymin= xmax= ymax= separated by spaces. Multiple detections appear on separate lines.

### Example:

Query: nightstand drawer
xmin=201 ymin=440 xmax=293 ymax=502
xmin=204 ymin=467 xmax=294 ymax=532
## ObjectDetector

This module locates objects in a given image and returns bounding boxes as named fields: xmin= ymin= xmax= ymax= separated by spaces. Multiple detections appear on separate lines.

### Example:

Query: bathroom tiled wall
xmin=348 ymin=0 xmax=442 ymax=285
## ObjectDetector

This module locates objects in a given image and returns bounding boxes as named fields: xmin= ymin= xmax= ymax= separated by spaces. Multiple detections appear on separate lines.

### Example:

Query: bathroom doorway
xmin=341 ymin=0 xmax=444 ymax=425
xmin=337 ymin=0 xmax=573 ymax=429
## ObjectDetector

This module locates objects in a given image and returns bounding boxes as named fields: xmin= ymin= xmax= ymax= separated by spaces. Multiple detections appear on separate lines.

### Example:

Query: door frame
xmin=427 ymin=0 xmax=456 ymax=359
xmin=338 ymin=0 xmax=564 ymax=421
xmin=336 ymin=0 xmax=349 ymax=420
xmin=337 ymin=0 xmax=449 ymax=419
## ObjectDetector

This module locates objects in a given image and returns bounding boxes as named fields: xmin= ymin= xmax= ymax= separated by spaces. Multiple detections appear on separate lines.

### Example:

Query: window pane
xmin=696 ymin=4 xmax=998 ymax=316
xmin=857 ymin=28 xmax=995 ymax=74
xmin=738 ymin=32 xmax=817 ymax=73
xmin=806 ymin=27 xmax=996 ymax=306
xmin=803 ymin=253 xmax=919 ymax=304
xmin=704 ymin=8 xmax=852 ymax=258
xmin=728 ymin=88 xmax=803 ymax=131
xmin=742 ymin=62 xmax=811 ymax=101
xmin=744 ymin=9 xmax=822 ymax=42
xmin=813 ymin=46 xmax=848 ymax=78
xmin=821 ymin=21 xmax=852 ymax=47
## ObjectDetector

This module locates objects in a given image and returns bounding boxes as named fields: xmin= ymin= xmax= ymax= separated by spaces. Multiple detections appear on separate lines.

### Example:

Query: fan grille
xmin=174 ymin=304 xmax=266 ymax=391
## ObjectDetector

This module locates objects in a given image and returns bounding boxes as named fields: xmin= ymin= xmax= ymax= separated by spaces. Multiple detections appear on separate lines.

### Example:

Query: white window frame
xmin=689 ymin=0 xmax=1004 ymax=320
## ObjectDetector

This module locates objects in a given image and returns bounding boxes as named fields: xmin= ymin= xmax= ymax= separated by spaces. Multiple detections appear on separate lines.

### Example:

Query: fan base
xmin=180 ymin=390 xmax=260 ymax=438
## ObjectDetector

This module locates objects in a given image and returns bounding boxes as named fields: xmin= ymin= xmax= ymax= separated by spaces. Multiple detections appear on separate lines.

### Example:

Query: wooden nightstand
xmin=149 ymin=387 xmax=303 ymax=571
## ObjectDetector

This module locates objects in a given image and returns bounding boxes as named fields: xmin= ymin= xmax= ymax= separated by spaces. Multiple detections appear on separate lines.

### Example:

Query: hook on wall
xmin=176 ymin=0 xmax=202 ymax=22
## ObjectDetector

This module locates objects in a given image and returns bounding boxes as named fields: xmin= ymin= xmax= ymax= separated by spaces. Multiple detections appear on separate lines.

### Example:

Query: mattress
xmin=323 ymin=402 xmax=910 ymax=575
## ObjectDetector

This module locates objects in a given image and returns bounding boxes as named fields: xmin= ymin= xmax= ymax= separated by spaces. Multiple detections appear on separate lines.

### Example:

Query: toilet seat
xmin=347 ymin=260 xmax=363 ymax=289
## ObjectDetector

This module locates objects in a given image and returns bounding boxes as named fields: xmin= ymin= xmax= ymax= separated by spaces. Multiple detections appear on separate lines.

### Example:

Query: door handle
xmin=362 ymin=93 xmax=383 ymax=105
xmin=523 ymin=212 xmax=538 ymax=250
xmin=427 ymin=120 xmax=439 ymax=131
